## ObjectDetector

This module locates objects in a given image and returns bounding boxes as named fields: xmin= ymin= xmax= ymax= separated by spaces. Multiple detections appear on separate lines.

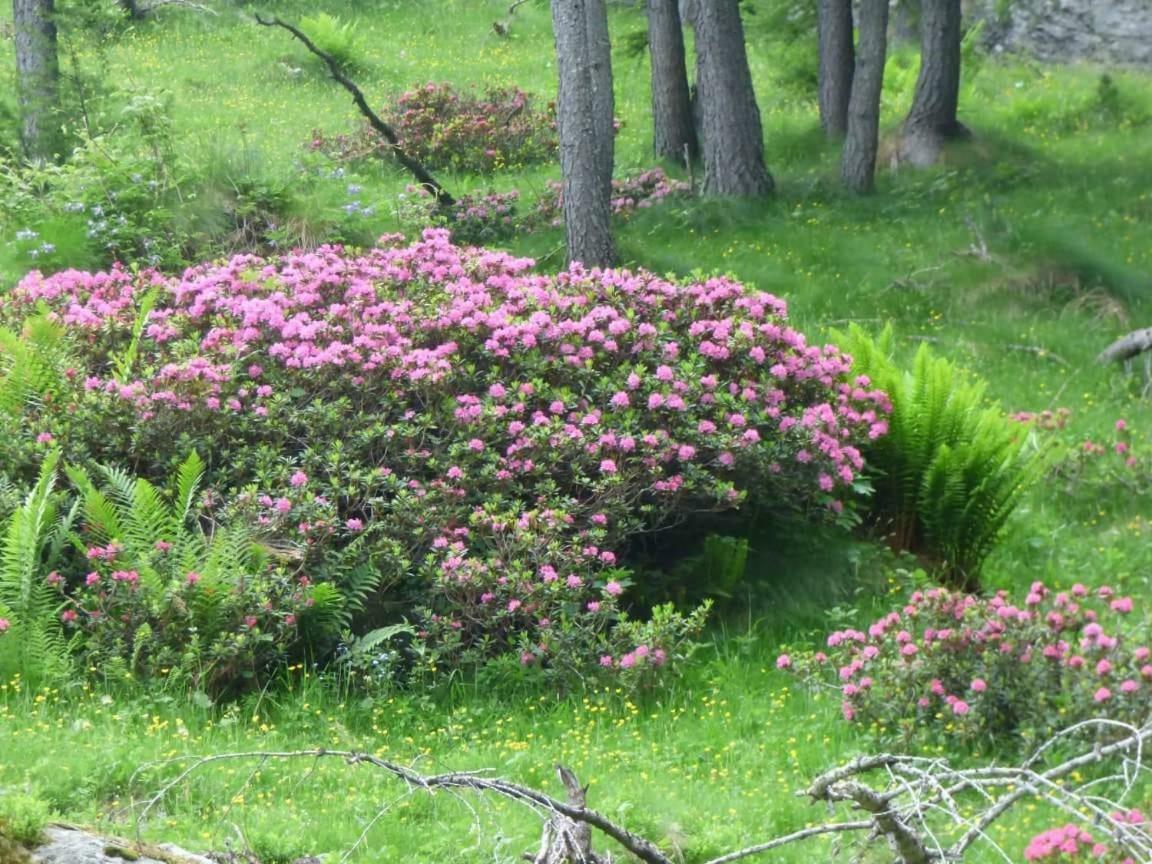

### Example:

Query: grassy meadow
xmin=1 ymin=0 xmax=1152 ymax=861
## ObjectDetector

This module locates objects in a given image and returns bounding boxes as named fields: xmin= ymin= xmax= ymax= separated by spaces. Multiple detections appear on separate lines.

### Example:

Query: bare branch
xmin=700 ymin=820 xmax=872 ymax=864
xmin=253 ymin=15 xmax=455 ymax=208
xmin=1099 ymin=327 xmax=1152 ymax=365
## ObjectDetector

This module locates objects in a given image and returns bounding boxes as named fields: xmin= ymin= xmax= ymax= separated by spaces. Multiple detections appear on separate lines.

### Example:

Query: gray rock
xmin=972 ymin=0 xmax=1152 ymax=66
xmin=31 ymin=827 xmax=214 ymax=864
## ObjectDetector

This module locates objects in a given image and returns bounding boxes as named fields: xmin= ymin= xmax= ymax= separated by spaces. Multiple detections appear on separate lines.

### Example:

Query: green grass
xmin=1 ymin=0 xmax=1152 ymax=860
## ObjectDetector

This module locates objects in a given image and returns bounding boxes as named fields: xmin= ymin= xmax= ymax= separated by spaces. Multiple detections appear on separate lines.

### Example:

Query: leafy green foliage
xmin=0 ymin=451 xmax=75 ymax=684
xmin=61 ymin=453 xmax=339 ymax=694
xmin=830 ymin=325 xmax=1041 ymax=588
xmin=298 ymin=13 xmax=365 ymax=72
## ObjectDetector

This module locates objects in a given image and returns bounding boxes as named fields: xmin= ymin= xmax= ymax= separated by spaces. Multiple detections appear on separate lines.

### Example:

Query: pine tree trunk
xmin=585 ymin=0 xmax=615 ymax=186
xmin=648 ymin=0 xmax=697 ymax=162
xmin=840 ymin=0 xmax=889 ymax=192
xmin=817 ymin=0 xmax=853 ymax=138
xmin=693 ymin=0 xmax=773 ymax=197
xmin=551 ymin=0 xmax=616 ymax=268
xmin=13 ymin=0 xmax=62 ymax=162
xmin=900 ymin=0 xmax=966 ymax=167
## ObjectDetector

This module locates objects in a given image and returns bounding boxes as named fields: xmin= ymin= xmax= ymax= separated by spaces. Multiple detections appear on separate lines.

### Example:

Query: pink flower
xmin=36 ymin=432 xmax=54 ymax=444
xmin=290 ymin=470 xmax=309 ymax=487
xmin=244 ymin=615 xmax=258 ymax=629
xmin=1097 ymin=659 xmax=1113 ymax=676
xmin=970 ymin=678 xmax=987 ymax=693
xmin=507 ymin=599 xmax=521 ymax=612
xmin=599 ymin=655 xmax=614 ymax=667
xmin=776 ymin=654 xmax=792 ymax=669
xmin=85 ymin=572 xmax=100 ymax=587
xmin=951 ymin=700 xmax=970 ymax=716
xmin=1121 ymin=679 xmax=1140 ymax=694
xmin=1116 ymin=419 xmax=1128 ymax=431
xmin=0 ymin=618 xmax=9 ymax=632
xmin=566 ymin=575 xmax=583 ymax=589
xmin=1111 ymin=597 xmax=1134 ymax=614
xmin=586 ymin=601 xmax=601 ymax=613
xmin=604 ymin=581 xmax=623 ymax=596
xmin=61 ymin=610 xmax=77 ymax=623
xmin=186 ymin=571 xmax=201 ymax=585
xmin=468 ymin=438 xmax=485 ymax=452
xmin=619 ymin=653 xmax=636 ymax=669
xmin=346 ymin=518 xmax=364 ymax=532
xmin=599 ymin=459 xmax=617 ymax=474
xmin=1094 ymin=687 xmax=1113 ymax=703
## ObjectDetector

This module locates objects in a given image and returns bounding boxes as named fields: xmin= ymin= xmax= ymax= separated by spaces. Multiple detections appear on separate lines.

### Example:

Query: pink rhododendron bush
xmin=1025 ymin=811 xmax=1150 ymax=863
xmin=2 ymin=229 xmax=889 ymax=683
xmin=781 ymin=581 xmax=1152 ymax=751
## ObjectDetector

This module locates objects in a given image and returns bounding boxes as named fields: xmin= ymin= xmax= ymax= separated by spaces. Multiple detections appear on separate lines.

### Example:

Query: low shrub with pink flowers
xmin=532 ymin=168 xmax=693 ymax=228
xmin=308 ymin=82 xmax=557 ymax=175
xmin=1025 ymin=810 xmax=1150 ymax=862
xmin=781 ymin=580 xmax=1152 ymax=750
xmin=2 ymin=229 xmax=890 ymax=685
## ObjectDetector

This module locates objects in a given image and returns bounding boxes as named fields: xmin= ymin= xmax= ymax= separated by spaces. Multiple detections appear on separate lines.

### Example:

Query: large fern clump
xmin=831 ymin=325 xmax=1042 ymax=589
xmin=0 ymin=451 xmax=75 ymax=684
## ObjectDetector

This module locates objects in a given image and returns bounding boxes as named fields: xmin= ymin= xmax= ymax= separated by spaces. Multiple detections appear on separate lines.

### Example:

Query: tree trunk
xmin=13 ymin=0 xmax=62 ymax=162
xmin=840 ymin=0 xmax=889 ymax=192
xmin=817 ymin=0 xmax=853 ymax=138
xmin=648 ymin=0 xmax=698 ymax=162
xmin=899 ymin=0 xmax=966 ymax=167
xmin=585 ymin=0 xmax=615 ymax=187
xmin=551 ymin=0 xmax=616 ymax=268
xmin=693 ymin=0 xmax=773 ymax=197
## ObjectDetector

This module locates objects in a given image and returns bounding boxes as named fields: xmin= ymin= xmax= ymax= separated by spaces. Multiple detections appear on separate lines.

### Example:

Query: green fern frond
xmin=830 ymin=324 xmax=1040 ymax=588
xmin=0 ymin=450 xmax=71 ymax=681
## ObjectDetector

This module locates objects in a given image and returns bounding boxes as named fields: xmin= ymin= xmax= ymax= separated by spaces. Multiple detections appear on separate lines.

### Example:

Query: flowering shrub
xmin=57 ymin=452 xmax=343 ymax=693
xmin=396 ymin=186 xmax=522 ymax=245
xmin=309 ymin=82 xmax=557 ymax=175
xmin=781 ymin=580 xmax=1152 ymax=751
xmin=533 ymin=168 xmax=692 ymax=228
xmin=1047 ymin=417 xmax=1150 ymax=501
xmin=1025 ymin=810 xmax=1149 ymax=862
xmin=394 ymin=169 xmax=689 ymax=245
xmin=3 ymin=229 xmax=888 ymax=682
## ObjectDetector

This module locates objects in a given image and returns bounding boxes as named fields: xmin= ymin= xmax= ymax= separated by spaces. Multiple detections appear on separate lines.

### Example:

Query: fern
xmin=0 ymin=451 xmax=73 ymax=682
xmin=830 ymin=324 xmax=1041 ymax=589
xmin=0 ymin=315 xmax=71 ymax=420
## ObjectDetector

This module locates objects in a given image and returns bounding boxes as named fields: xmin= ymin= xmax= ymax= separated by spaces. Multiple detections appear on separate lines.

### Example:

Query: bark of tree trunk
xmin=693 ymin=0 xmax=773 ymax=197
xmin=551 ymin=0 xmax=616 ymax=268
xmin=13 ymin=0 xmax=62 ymax=162
xmin=899 ymin=0 xmax=967 ymax=167
xmin=840 ymin=0 xmax=889 ymax=192
xmin=648 ymin=0 xmax=698 ymax=162
xmin=817 ymin=0 xmax=854 ymax=138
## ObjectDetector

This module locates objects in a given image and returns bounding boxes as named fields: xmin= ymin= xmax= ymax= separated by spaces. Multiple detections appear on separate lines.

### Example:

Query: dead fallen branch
xmin=1099 ymin=327 xmax=1152 ymax=365
xmin=128 ymin=719 xmax=1152 ymax=864
xmin=254 ymin=15 xmax=455 ymax=208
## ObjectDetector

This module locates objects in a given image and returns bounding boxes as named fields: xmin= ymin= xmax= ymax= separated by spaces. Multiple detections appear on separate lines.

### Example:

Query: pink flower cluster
xmin=784 ymin=580 xmax=1152 ymax=748
xmin=534 ymin=168 xmax=692 ymax=228
xmin=6 ymin=230 xmax=890 ymax=676
xmin=1025 ymin=810 xmax=1147 ymax=862
xmin=310 ymin=82 xmax=557 ymax=175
